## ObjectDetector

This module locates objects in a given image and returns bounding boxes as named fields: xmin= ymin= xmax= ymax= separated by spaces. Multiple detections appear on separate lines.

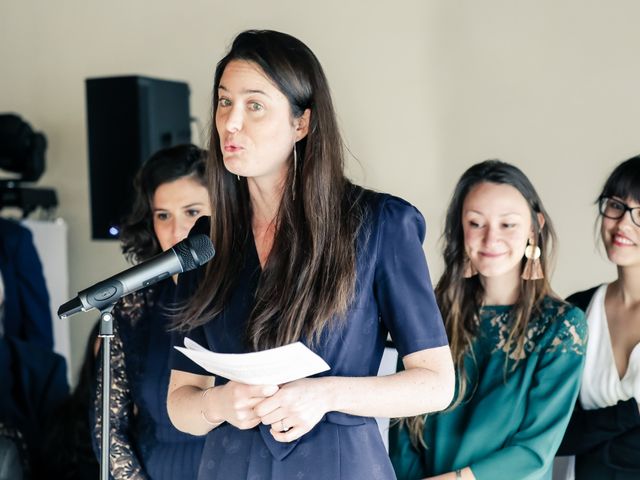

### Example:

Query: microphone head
xmin=57 ymin=296 xmax=84 ymax=319
xmin=173 ymin=234 xmax=215 ymax=272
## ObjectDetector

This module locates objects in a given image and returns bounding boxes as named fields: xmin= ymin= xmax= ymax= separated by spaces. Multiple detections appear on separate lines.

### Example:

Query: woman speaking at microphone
xmin=166 ymin=30 xmax=455 ymax=480
xmin=93 ymin=144 xmax=210 ymax=479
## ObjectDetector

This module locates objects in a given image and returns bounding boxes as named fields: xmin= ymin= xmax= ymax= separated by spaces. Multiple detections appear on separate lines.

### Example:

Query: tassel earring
xmin=291 ymin=143 xmax=298 ymax=201
xmin=463 ymin=255 xmax=478 ymax=278
xmin=522 ymin=239 xmax=544 ymax=280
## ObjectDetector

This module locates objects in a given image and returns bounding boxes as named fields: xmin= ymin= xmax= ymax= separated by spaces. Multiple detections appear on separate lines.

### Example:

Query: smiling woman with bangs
xmin=558 ymin=155 xmax=640 ymax=479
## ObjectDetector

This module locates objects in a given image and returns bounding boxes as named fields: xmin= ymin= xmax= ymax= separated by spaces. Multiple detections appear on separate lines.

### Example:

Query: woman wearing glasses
xmin=557 ymin=155 xmax=640 ymax=479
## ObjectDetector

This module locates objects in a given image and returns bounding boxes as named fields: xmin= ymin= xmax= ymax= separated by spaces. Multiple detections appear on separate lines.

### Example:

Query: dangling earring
xmin=291 ymin=143 xmax=298 ymax=201
xmin=236 ymin=175 xmax=240 ymax=181
xmin=521 ymin=239 xmax=544 ymax=280
xmin=463 ymin=254 xmax=478 ymax=278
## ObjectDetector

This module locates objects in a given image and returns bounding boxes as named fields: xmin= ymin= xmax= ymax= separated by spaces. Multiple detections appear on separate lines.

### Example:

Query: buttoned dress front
xmin=170 ymin=189 xmax=448 ymax=480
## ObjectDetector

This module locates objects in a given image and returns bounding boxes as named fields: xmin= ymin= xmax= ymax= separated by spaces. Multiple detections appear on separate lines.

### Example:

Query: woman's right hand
xmin=208 ymin=382 xmax=279 ymax=430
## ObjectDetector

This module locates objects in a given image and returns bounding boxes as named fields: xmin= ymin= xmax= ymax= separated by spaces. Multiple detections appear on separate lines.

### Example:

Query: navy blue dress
xmin=94 ymin=279 xmax=204 ymax=479
xmin=170 ymin=190 xmax=448 ymax=480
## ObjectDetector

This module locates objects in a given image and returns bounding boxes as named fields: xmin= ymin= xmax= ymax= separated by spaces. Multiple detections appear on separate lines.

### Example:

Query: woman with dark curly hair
xmin=93 ymin=144 xmax=210 ymax=479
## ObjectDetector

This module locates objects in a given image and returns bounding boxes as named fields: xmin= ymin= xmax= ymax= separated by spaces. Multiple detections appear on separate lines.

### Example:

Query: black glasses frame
xmin=598 ymin=196 xmax=640 ymax=228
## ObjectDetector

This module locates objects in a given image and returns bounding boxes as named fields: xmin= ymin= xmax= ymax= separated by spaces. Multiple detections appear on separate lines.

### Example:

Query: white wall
xmin=424 ymin=0 xmax=637 ymax=292
xmin=2 ymin=0 xmax=639 ymax=378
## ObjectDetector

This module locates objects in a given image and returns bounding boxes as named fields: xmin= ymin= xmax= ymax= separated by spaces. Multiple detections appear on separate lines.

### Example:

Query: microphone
xmin=58 ymin=234 xmax=215 ymax=318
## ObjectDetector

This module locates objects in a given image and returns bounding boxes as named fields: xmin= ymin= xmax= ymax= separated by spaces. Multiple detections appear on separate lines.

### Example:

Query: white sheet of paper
xmin=174 ymin=337 xmax=331 ymax=385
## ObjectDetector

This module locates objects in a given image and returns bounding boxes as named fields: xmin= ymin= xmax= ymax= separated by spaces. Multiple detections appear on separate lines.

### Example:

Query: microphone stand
xmin=97 ymin=304 xmax=115 ymax=480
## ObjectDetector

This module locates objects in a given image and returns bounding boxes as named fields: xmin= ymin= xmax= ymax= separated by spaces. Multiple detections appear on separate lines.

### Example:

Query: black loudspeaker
xmin=86 ymin=75 xmax=191 ymax=240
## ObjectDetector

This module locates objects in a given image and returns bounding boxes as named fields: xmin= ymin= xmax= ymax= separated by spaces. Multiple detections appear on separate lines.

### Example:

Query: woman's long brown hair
xmin=403 ymin=160 xmax=558 ymax=448
xmin=174 ymin=30 xmax=362 ymax=351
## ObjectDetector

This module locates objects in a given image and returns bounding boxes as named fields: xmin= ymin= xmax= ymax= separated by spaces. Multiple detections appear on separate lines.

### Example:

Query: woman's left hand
xmin=253 ymin=377 xmax=332 ymax=442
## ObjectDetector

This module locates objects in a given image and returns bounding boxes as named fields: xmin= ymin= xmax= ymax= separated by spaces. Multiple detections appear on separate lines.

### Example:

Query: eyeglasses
xmin=599 ymin=196 xmax=640 ymax=227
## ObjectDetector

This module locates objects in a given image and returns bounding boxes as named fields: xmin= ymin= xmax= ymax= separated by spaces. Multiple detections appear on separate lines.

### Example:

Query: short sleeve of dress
xmin=169 ymin=326 xmax=209 ymax=375
xmin=373 ymin=196 xmax=448 ymax=358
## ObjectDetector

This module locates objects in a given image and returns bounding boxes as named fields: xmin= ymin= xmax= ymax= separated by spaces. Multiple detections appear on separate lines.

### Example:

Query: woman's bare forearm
xmin=167 ymin=372 xmax=217 ymax=436
xmin=324 ymin=361 xmax=454 ymax=418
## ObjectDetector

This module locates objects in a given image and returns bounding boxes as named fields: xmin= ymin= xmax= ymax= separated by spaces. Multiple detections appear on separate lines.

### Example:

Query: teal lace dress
xmin=390 ymin=297 xmax=587 ymax=480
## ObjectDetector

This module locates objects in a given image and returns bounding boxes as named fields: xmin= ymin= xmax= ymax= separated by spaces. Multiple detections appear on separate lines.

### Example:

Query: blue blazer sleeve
xmin=0 ymin=219 xmax=52 ymax=349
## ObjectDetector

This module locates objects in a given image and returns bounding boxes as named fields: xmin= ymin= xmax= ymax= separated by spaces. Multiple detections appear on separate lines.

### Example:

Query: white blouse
xmin=579 ymin=283 xmax=640 ymax=410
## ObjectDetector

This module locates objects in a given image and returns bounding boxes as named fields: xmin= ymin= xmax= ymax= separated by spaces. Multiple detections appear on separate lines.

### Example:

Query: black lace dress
xmin=94 ymin=279 xmax=205 ymax=479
